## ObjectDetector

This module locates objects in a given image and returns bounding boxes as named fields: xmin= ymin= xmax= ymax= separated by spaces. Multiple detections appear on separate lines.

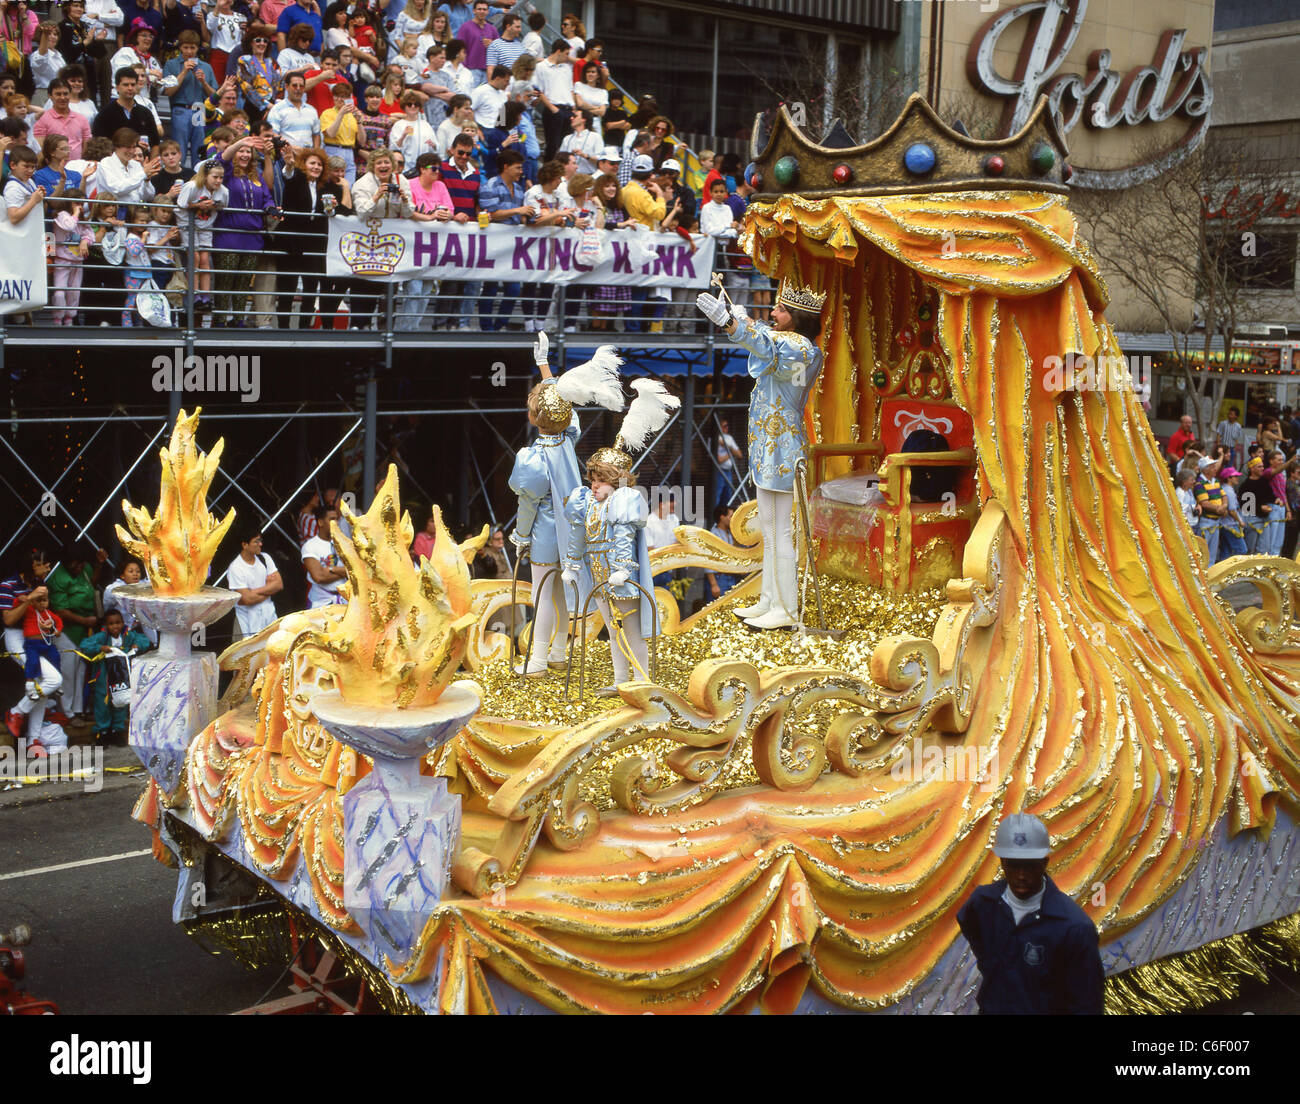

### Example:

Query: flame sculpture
xmin=300 ymin=465 xmax=484 ymax=709
xmin=116 ymin=407 xmax=236 ymax=596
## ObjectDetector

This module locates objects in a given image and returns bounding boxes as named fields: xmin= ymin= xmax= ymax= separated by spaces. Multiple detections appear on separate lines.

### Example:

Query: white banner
xmin=0 ymin=211 xmax=49 ymax=316
xmin=326 ymin=218 xmax=714 ymax=287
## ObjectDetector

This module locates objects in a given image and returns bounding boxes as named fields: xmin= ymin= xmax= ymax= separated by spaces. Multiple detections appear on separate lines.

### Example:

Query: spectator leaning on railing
xmin=477 ymin=146 xmax=536 ymax=331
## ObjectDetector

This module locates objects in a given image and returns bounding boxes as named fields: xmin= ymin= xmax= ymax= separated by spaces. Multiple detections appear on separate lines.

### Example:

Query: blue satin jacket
xmin=510 ymin=414 xmax=582 ymax=567
xmin=562 ymin=486 xmax=655 ymax=628
xmin=731 ymin=318 xmax=823 ymax=492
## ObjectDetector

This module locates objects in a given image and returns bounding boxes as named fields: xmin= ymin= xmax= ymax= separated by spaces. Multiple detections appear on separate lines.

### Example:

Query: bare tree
xmin=742 ymin=35 xmax=912 ymax=146
xmin=1076 ymin=135 xmax=1292 ymax=442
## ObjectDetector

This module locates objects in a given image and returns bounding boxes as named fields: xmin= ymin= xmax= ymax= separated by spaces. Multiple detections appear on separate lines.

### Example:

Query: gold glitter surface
xmin=471 ymin=576 xmax=946 ymax=809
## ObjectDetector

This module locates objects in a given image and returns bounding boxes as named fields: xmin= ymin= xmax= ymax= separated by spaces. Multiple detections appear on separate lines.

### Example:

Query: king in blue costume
xmin=696 ymin=277 xmax=826 ymax=629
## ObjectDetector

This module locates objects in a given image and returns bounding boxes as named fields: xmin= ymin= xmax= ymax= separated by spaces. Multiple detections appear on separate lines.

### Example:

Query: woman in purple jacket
xmin=212 ymin=140 xmax=277 ymax=327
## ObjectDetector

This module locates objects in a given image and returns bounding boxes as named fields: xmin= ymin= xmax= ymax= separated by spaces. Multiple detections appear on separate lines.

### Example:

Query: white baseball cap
xmin=631 ymin=154 xmax=654 ymax=173
xmin=599 ymin=145 xmax=622 ymax=162
xmin=660 ymin=158 xmax=682 ymax=173
xmin=992 ymin=813 xmax=1051 ymax=859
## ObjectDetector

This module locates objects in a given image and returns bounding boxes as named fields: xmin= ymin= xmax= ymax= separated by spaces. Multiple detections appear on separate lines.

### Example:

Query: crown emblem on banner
xmin=749 ymin=92 xmax=1072 ymax=199
xmin=339 ymin=218 xmax=405 ymax=276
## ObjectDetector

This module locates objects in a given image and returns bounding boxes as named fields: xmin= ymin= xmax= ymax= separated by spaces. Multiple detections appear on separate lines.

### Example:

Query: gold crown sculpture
xmin=777 ymin=278 xmax=827 ymax=315
xmin=749 ymin=92 xmax=1071 ymax=200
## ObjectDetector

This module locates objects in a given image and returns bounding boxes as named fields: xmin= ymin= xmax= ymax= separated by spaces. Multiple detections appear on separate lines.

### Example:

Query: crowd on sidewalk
xmin=1166 ymin=405 xmax=1300 ymax=563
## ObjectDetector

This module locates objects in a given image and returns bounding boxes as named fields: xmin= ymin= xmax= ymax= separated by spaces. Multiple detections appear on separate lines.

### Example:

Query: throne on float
xmin=808 ymin=289 xmax=978 ymax=593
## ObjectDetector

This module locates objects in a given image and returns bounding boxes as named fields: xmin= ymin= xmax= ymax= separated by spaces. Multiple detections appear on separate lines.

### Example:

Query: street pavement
xmin=0 ymin=770 xmax=284 ymax=1014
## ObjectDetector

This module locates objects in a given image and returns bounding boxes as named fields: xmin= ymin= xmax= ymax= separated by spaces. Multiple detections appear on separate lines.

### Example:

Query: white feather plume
xmin=555 ymin=346 xmax=625 ymax=411
xmin=618 ymin=379 xmax=681 ymax=452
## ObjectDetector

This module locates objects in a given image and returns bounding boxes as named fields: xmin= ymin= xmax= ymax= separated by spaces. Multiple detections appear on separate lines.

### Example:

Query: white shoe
xmin=744 ymin=607 xmax=797 ymax=630
xmin=512 ymin=658 xmax=548 ymax=677
xmin=733 ymin=597 xmax=770 ymax=619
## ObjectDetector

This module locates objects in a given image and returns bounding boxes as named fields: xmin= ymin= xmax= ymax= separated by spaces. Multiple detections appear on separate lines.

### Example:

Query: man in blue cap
xmin=956 ymin=812 xmax=1105 ymax=1014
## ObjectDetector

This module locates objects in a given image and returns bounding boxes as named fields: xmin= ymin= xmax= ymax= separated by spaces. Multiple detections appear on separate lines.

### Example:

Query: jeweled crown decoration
xmin=778 ymin=278 xmax=827 ymax=315
xmin=750 ymin=92 xmax=1072 ymax=199
xmin=339 ymin=217 xmax=405 ymax=277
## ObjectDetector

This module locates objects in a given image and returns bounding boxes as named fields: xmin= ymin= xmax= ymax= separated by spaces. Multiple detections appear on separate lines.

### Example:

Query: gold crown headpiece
xmin=749 ymin=92 xmax=1071 ymax=200
xmin=777 ymin=278 xmax=827 ymax=315
xmin=589 ymin=445 xmax=632 ymax=472
xmin=536 ymin=384 xmax=573 ymax=425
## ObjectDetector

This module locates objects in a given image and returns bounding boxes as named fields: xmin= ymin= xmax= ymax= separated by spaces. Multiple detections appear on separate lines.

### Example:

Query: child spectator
xmin=3 ymin=146 xmax=45 ymax=224
xmin=393 ymin=34 xmax=425 ymax=86
xmin=177 ymin=159 xmax=229 ymax=316
xmin=435 ymin=92 xmax=473 ymax=158
xmin=49 ymin=186 xmax=92 ymax=325
xmin=84 ymin=192 xmax=125 ymax=325
xmin=163 ymin=30 xmax=218 ymax=169
xmin=82 ymin=608 xmax=151 ymax=743
xmin=119 ymin=204 xmax=154 ymax=326
xmin=148 ymin=138 xmax=187 ymax=198
xmin=6 ymin=588 xmax=67 ymax=755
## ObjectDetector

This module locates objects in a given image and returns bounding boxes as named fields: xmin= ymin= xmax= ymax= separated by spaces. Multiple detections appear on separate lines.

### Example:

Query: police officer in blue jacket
xmin=957 ymin=813 xmax=1104 ymax=1014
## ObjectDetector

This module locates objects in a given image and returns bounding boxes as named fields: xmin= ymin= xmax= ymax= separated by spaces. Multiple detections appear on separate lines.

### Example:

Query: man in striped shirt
xmin=441 ymin=132 xmax=482 ymax=329
xmin=486 ymin=12 xmax=526 ymax=70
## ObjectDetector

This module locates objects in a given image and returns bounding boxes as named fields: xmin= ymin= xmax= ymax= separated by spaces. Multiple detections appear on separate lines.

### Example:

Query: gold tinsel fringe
xmin=167 ymin=818 xmax=422 ymax=1015
xmin=1104 ymin=913 xmax=1300 ymax=1014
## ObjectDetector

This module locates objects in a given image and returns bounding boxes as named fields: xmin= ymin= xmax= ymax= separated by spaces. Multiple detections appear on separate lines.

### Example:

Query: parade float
xmin=127 ymin=95 xmax=1300 ymax=1014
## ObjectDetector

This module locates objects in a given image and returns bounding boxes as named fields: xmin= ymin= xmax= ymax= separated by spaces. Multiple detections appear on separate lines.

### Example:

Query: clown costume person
xmin=696 ymin=277 xmax=826 ymax=629
xmin=563 ymin=380 xmax=680 ymax=694
xmin=509 ymin=334 xmax=625 ymax=677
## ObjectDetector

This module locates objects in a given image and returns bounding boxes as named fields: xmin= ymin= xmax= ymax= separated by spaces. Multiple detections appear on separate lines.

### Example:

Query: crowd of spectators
xmin=0 ymin=0 xmax=766 ymax=331
xmin=1166 ymin=405 xmax=1300 ymax=562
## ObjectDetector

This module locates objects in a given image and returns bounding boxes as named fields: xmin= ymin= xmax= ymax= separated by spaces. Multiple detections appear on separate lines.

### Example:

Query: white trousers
xmin=15 ymin=655 xmax=63 ymax=740
xmin=597 ymin=597 xmax=648 ymax=685
xmin=527 ymin=565 xmax=570 ymax=665
xmin=756 ymin=487 xmax=797 ymax=616
xmin=55 ymin=631 xmax=85 ymax=714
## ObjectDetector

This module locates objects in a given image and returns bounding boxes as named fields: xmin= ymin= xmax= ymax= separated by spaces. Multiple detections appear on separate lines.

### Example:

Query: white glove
xmin=607 ymin=570 xmax=629 ymax=588
xmin=730 ymin=302 xmax=749 ymax=325
xmin=561 ymin=569 xmax=578 ymax=586
xmin=509 ymin=530 xmax=529 ymax=552
xmin=533 ymin=330 xmax=549 ymax=366
xmin=696 ymin=292 xmax=729 ymax=327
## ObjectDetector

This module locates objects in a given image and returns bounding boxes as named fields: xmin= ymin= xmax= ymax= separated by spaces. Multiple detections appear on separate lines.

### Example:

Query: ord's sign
xmin=966 ymin=0 xmax=1212 ymax=189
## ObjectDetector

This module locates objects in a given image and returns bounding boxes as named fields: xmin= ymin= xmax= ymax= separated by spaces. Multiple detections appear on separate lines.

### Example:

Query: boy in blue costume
xmin=509 ymin=334 xmax=624 ymax=676
xmin=563 ymin=380 xmax=680 ymax=693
